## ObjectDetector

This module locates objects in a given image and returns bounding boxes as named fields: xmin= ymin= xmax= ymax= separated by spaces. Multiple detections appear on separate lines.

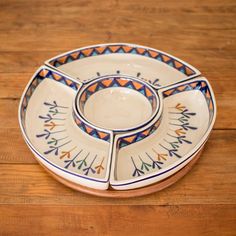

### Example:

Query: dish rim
xmin=73 ymin=73 xmax=163 ymax=133
xmin=18 ymin=43 xmax=217 ymax=191
xmin=18 ymin=65 xmax=114 ymax=184
xmin=110 ymin=77 xmax=217 ymax=187
xmin=45 ymin=42 xmax=201 ymax=87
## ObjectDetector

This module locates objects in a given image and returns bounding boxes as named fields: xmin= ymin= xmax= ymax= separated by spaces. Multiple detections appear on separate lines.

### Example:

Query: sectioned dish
xmin=18 ymin=43 xmax=216 ymax=195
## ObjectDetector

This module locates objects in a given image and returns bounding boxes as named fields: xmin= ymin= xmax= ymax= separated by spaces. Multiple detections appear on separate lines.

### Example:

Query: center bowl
xmin=74 ymin=75 xmax=161 ymax=132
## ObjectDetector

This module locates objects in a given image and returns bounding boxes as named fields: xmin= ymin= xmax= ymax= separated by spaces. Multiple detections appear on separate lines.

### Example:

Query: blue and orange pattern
xmin=118 ymin=118 xmax=162 ymax=148
xmin=20 ymin=68 xmax=80 ymax=129
xmin=79 ymin=76 xmax=157 ymax=112
xmin=48 ymin=44 xmax=196 ymax=77
xmin=72 ymin=111 xmax=110 ymax=142
xmin=163 ymin=80 xmax=215 ymax=121
xmin=117 ymin=80 xmax=214 ymax=149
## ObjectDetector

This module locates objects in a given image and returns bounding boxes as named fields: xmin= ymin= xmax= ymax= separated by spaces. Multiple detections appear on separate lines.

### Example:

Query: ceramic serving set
xmin=19 ymin=43 xmax=216 ymax=195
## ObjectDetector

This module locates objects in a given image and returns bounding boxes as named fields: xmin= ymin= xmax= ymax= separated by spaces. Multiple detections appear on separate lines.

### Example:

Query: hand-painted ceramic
xmin=19 ymin=43 xmax=216 ymax=194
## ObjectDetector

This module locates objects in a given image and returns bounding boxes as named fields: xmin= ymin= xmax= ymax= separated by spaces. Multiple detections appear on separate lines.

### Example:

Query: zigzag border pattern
xmin=163 ymin=80 xmax=214 ymax=117
xmin=72 ymin=111 xmax=110 ymax=142
xmin=118 ymin=118 xmax=162 ymax=148
xmin=118 ymin=80 xmax=215 ymax=149
xmin=80 ymin=76 xmax=157 ymax=111
xmin=20 ymin=69 xmax=80 ymax=129
xmin=49 ymin=45 xmax=196 ymax=76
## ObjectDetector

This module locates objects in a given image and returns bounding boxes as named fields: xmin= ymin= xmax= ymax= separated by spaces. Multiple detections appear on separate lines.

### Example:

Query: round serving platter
xmin=19 ymin=43 xmax=216 ymax=197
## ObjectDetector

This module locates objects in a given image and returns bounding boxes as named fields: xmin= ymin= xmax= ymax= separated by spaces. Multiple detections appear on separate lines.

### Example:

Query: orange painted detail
xmin=174 ymin=61 xmax=183 ymax=68
xmin=39 ymin=69 xmax=47 ymax=77
xmin=81 ymin=92 xmax=86 ymax=102
xmin=116 ymin=78 xmax=129 ymax=87
xmin=58 ymin=56 xmax=68 ymax=64
xmin=95 ymin=157 xmax=105 ymax=174
xmin=145 ymin=87 xmax=153 ymax=97
xmin=65 ymin=79 xmax=73 ymax=86
xmin=142 ymin=128 xmax=151 ymax=136
xmin=102 ymin=79 xmax=113 ymax=87
xmin=164 ymin=89 xmax=174 ymax=96
xmin=85 ymin=125 xmax=93 ymax=134
xmin=88 ymin=83 xmax=98 ymax=93
xmin=185 ymin=67 xmax=194 ymax=75
xmin=98 ymin=131 xmax=109 ymax=139
xmin=70 ymin=52 xmax=79 ymax=59
xmin=82 ymin=48 xmax=93 ymax=56
xmin=209 ymin=100 xmax=213 ymax=110
xmin=154 ymin=120 xmax=160 ymax=127
xmin=60 ymin=146 xmax=77 ymax=159
xmin=95 ymin=46 xmax=106 ymax=54
xmin=162 ymin=55 xmax=171 ymax=62
xmin=60 ymin=151 xmax=71 ymax=159
xmin=177 ymin=85 xmax=187 ymax=92
xmin=132 ymin=81 xmax=143 ymax=90
xmin=157 ymin=153 xmax=168 ymax=161
xmin=205 ymin=89 xmax=211 ymax=98
xmin=175 ymin=128 xmax=186 ymax=136
xmin=53 ymin=73 xmax=62 ymax=81
xmin=44 ymin=121 xmax=62 ymax=130
xmin=75 ymin=118 xmax=81 ymax=125
xmin=136 ymin=48 xmax=146 ymax=54
xmin=109 ymin=46 xmax=120 ymax=52
xmin=175 ymin=103 xmax=186 ymax=111
xmin=149 ymin=50 xmax=158 ymax=58
xmin=123 ymin=135 xmax=136 ymax=143
xmin=122 ymin=46 xmax=132 ymax=53
xmin=152 ymin=149 xmax=168 ymax=161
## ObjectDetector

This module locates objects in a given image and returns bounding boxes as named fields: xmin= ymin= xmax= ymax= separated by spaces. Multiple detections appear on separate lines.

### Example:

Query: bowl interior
xmin=77 ymin=75 xmax=159 ymax=131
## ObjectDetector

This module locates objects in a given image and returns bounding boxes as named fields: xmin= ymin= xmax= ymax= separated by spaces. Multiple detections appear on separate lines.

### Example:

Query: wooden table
xmin=0 ymin=0 xmax=235 ymax=235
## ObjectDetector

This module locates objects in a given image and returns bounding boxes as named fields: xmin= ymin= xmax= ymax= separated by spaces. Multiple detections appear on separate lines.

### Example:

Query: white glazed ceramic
xmin=19 ymin=43 xmax=216 ymax=191
xmin=45 ymin=43 xmax=200 ymax=88
xmin=110 ymin=78 xmax=216 ymax=189
xmin=73 ymin=74 xmax=161 ymax=132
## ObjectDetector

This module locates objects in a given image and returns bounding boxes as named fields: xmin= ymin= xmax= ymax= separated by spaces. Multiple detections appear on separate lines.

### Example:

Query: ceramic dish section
xmin=18 ymin=66 xmax=114 ymax=190
xmin=110 ymin=78 xmax=216 ymax=190
xmin=73 ymin=74 xmax=161 ymax=133
xmin=45 ymin=43 xmax=200 ymax=88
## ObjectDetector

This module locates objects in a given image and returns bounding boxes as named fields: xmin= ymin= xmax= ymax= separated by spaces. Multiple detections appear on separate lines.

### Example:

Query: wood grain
xmin=0 ymin=0 xmax=235 ymax=235
xmin=0 ymin=205 xmax=235 ymax=236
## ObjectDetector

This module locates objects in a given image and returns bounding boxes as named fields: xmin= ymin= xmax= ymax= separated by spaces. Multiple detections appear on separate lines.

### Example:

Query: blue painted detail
xmin=130 ymin=49 xmax=137 ymax=54
xmin=67 ymin=57 xmax=73 ymax=63
xmin=168 ymin=61 xmax=174 ymax=67
xmin=79 ymin=53 xmax=85 ymax=59
xmin=117 ymin=48 xmax=125 ymax=53
xmin=91 ymin=51 xmax=98 ymax=56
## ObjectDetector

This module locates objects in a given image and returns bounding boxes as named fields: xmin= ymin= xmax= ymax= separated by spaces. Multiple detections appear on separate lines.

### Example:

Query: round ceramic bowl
xmin=73 ymin=74 xmax=162 ymax=135
xmin=18 ymin=43 xmax=216 ymax=194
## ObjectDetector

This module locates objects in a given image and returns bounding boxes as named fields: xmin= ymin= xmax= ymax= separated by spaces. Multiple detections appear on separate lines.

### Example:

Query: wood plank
xmin=0 ymin=205 xmax=235 ymax=236
xmin=0 ymin=0 xmax=235 ymax=32
xmin=0 ymin=28 xmax=235 ymax=52
xmin=0 ymin=130 xmax=235 ymax=205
